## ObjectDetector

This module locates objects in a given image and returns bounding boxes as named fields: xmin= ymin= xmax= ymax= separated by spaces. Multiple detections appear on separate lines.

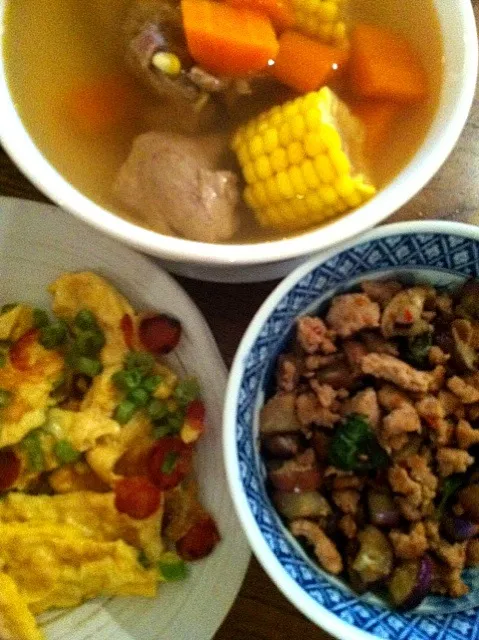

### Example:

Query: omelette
xmin=0 ymin=273 xmax=220 ymax=640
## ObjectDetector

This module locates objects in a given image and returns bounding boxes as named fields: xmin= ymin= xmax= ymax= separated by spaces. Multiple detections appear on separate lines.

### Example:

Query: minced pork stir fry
xmin=261 ymin=279 xmax=479 ymax=609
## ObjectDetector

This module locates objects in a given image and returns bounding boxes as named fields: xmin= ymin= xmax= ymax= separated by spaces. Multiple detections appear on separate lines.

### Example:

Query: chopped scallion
xmin=114 ymin=399 xmax=137 ymax=425
xmin=54 ymin=439 xmax=81 ymax=464
xmin=21 ymin=430 xmax=45 ymax=472
xmin=124 ymin=351 xmax=155 ymax=376
xmin=39 ymin=320 xmax=68 ymax=349
xmin=33 ymin=308 xmax=50 ymax=328
xmin=158 ymin=552 xmax=188 ymax=581
xmin=112 ymin=369 xmax=143 ymax=392
xmin=161 ymin=451 xmax=178 ymax=474
xmin=127 ymin=387 xmax=150 ymax=408
xmin=148 ymin=398 xmax=168 ymax=421
xmin=74 ymin=309 xmax=98 ymax=331
xmin=174 ymin=377 xmax=200 ymax=406
xmin=0 ymin=388 xmax=12 ymax=408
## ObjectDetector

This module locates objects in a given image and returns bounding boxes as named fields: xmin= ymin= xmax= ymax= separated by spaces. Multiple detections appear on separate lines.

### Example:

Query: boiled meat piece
xmin=113 ymin=131 xmax=240 ymax=242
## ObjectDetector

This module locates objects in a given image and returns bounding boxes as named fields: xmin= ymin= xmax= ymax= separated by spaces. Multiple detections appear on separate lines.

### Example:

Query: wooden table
xmin=1 ymin=5 xmax=478 ymax=635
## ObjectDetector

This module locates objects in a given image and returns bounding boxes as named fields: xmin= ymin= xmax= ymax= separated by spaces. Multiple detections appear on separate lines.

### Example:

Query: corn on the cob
xmin=292 ymin=0 xmax=348 ymax=47
xmin=231 ymin=87 xmax=375 ymax=232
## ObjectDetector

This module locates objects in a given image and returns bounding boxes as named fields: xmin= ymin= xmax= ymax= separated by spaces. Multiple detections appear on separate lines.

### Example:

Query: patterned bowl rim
xmin=224 ymin=219 xmax=479 ymax=640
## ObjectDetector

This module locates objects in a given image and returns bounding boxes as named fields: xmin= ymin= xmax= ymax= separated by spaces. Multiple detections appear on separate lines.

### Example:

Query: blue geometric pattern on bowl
xmin=236 ymin=232 xmax=479 ymax=640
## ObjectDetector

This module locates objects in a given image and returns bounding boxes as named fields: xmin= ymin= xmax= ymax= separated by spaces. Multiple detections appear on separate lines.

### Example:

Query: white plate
xmin=0 ymin=196 xmax=250 ymax=640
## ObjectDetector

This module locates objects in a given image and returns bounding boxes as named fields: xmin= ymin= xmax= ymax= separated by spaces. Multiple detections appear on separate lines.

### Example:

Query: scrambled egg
xmin=0 ymin=272 xmax=212 ymax=640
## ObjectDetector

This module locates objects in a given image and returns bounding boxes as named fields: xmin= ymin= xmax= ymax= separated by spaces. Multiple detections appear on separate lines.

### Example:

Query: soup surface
xmin=3 ymin=0 xmax=443 ymax=243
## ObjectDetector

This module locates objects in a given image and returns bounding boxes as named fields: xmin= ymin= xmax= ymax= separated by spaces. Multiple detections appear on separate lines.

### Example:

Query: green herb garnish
xmin=54 ymin=439 xmax=81 ymax=464
xmin=39 ymin=319 xmax=69 ymax=349
xmin=329 ymin=414 xmax=389 ymax=472
xmin=161 ymin=451 xmax=179 ymax=474
xmin=158 ymin=552 xmax=188 ymax=582
xmin=32 ymin=308 xmax=50 ymax=329
xmin=174 ymin=377 xmax=200 ymax=407
xmin=74 ymin=309 xmax=98 ymax=331
xmin=21 ymin=430 xmax=45 ymax=472
xmin=124 ymin=351 xmax=155 ymax=376
xmin=0 ymin=388 xmax=12 ymax=408
xmin=404 ymin=332 xmax=433 ymax=369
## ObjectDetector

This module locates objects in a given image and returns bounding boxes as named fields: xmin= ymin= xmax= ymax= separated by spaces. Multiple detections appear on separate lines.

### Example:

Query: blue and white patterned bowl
xmin=224 ymin=221 xmax=479 ymax=640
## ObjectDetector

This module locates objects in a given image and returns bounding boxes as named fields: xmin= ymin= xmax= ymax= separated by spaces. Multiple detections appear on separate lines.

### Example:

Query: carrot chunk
xmin=350 ymin=24 xmax=428 ymax=103
xmin=352 ymin=101 xmax=401 ymax=152
xmin=270 ymin=30 xmax=348 ymax=93
xmin=181 ymin=0 xmax=279 ymax=77
xmin=64 ymin=73 xmax=135 ymax=135
xmin=226 ymin=0 xmax=295 ymax=32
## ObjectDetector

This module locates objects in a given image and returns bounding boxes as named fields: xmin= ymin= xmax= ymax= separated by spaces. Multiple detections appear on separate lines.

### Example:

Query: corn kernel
xmin=301 ymin=159 xmax=320 ymax=189
xmin=255 ymin=156 xmax=273 ymax=180
xmin=290 ymin=114 xmax=306 ymax=140
xmin=269 ymin=111 xmax=283 ymax=128
xmin=270 ymin=147 xmax=289 ymax=172
xmin=279 ymin=123 xmax=292 ymax=147
xmin=277 ymin=171 xmax=295 ymax=199
xmin=289 ymin=166 xmax=308 ymax=196
xmin=314 ymin=154 xmax=336 ymax=183
xmin=305 ymin=192 xmax=323 ymax=212
xmin=231 ymin=131 xmax=242 ymax=150
xmin=287 ymin=141 xmax=305 ymax=165
xmin=305 ymin=109 xmax=322 ymax=131
xmin=263 ymin=128 xmax=279 ymax=154
xmin=319 ymin=184 xmax=338 ymax=205
xmin=304 ymin=131 xmax=324 ymax=157
xmin=250 ymin=135 xmax=264 ymax=159
xmin=265 ymin=176 xmax=281 ymax=203
xmin=277 ymin=200 xmax=295 ymax=222
xmin=320 ymin=124 xmax=341 ymax=150
xmin=344 ymin=189 xmax=363 ymax=208
xmin=243 ymin=162 xmax=256 ymax=185
xmin=245 ymin=122 xmax=257 ymax=139
xmin=335 ymin=175 xmax=355 ymax=199
xmin=244 ymin=186 xmax=257 ymax=209
xmin=253 ymin=182 xmax=269 ymax=207
xmin=330 ymin=147 xmax=351 ymax=174
xmin=262 ymin=206 xmax=279 ymax=226
xmin=237 ymin=145 xmax=250 ymax=167
xmin=291 ymin=197 xmax=309 ymax=218
xmin=283 ymin=103 xmax=299 ymax=120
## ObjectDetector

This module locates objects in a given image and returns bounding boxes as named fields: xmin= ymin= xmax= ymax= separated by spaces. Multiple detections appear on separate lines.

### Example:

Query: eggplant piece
xmin=260 ymin=393 xmax=301 ymax=435
xmin=457 ymin=485 xmax=479 ymax=522
xmin=389 ymin=556 xmax=433 ymax=609
xmin=273 ymin=491 xmax=331 ymax=520
xmin=441 ymin=515 xmax=479 ymax=542
xmin=268 ymin=449 xmax=322 ymax=493
xmin=367 ymin=489 xmax=401 ymax=529
xmin=451 ymin=319 xmax=477 ymax=372
xmin=263 ymin=434 xmax=301 ymax=459
xmin=351 ymin=526 xmax=394 ymax=584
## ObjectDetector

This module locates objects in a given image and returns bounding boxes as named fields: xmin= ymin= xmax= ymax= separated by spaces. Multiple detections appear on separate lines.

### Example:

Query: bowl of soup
xmin=0 ymin=0 xmax=477 ymax=282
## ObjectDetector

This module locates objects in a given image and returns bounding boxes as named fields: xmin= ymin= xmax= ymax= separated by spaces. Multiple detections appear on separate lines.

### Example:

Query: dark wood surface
xmin=1 ymin=3 xmax=479 ymax=635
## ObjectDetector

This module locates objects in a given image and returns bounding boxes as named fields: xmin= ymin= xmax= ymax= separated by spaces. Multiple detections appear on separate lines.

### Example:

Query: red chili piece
xmin=139 ymin=314 xmax=181 ymax=355
xmin=0 ymin=448 xmax=21 ymax=492
xmin=176 ymin=515 xmax=221 ymax=561
xmin=147 ymin=437 xmax=192 ymax=491
xmin=9 ymin=329 xmax=39 ymax=371
xmin=120 ymin=314 xmax=135 ymax=350
xmin=114 ymin=476 xmax=162 ymax=519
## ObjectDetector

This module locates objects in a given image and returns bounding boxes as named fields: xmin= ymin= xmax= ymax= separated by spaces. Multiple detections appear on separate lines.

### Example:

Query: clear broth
xmin=3 ymin=0 xmax=443 ymax=243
